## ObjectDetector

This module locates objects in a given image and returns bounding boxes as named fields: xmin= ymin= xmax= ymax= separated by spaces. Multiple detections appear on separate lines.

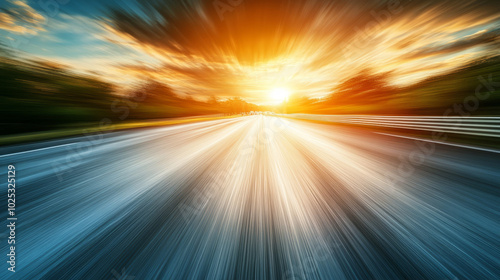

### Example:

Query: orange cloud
xmin=0 ymin=0 xmax=46 ymax=35
xmin=18 ymin=0 xmax=499 ymax=104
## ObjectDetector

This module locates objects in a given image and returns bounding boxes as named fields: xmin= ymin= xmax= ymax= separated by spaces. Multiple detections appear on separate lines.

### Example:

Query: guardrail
xmin=281 ymin=114 xmax=500 ymax=138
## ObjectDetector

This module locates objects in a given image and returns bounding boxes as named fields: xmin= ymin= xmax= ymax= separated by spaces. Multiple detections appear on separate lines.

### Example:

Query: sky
xmin=1 ymin=0 xmax=499 ymax=104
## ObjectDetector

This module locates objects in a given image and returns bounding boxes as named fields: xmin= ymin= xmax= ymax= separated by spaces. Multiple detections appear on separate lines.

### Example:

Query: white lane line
xmin=0 ymin=118 xmax=245 ymax=159
xmin=346 ymin=122 xmax=500 ymax=137
xmin=375 ymin=132 xmax=500 ymax=154
xmin=299 ymin=114 xmax=500 ymax=120
xmin=0 ymin=143 xmax=76 ymax=159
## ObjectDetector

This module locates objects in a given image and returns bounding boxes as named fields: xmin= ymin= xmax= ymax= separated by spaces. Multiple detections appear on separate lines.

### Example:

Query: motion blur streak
xmin=288 ymin=115 xmax=500 ymax=137
xmin=1 ymin=116 xmax=499 ymax=279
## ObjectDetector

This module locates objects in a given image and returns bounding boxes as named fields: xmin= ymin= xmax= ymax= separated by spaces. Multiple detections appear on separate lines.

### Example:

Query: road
xmin=0 ymin=115 xmax=499 ymax=279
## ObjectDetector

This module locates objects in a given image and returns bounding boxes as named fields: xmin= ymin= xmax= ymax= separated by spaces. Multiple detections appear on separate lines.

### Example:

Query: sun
xmin=270 ymin=87 xmax=290 ymax=103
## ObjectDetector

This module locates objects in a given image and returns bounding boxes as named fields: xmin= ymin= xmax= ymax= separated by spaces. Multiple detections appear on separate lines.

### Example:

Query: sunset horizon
xmin=1 ymin=0 xmax=499 ymax=279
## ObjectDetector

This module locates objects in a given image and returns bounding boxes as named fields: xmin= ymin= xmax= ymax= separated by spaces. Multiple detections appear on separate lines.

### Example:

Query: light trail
xmin=0 ymin=116 xmax=498 ymax=279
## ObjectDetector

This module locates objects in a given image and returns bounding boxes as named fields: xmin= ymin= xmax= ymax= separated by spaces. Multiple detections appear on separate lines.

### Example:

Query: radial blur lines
xmin=0 ymin=116 xmax=499 ymax=279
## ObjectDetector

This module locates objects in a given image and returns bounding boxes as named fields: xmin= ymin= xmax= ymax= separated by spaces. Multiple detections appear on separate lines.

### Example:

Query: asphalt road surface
xmin=1 ymin=116 xmax=499 ymax=279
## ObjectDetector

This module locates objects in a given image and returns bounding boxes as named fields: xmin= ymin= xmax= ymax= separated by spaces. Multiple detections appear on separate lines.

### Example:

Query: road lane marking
xmin=375 ymin=132 xmax=500 ymax=154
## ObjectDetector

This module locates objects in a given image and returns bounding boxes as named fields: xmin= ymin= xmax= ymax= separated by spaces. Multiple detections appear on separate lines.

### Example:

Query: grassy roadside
xmin=0 ymin=115 xmax=241 ymax=147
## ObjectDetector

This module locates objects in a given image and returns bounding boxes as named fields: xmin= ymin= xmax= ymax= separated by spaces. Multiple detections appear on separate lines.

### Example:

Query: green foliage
xmin=2 ymin=52 xmax=499 ymax=138
xmin=0 ymin=58 xmax=116 ymax=134
xmin=285 ymin=56 xmax=500 ymax=115
xmin=395 ymin=56 xmax=500 ymax=115
xmin=0 ymin=60 xmax=257 ymax=136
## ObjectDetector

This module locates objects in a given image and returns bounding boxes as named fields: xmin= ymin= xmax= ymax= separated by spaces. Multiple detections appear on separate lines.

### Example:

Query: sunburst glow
xmin=270 ymin=87 xmax=290 ymax=103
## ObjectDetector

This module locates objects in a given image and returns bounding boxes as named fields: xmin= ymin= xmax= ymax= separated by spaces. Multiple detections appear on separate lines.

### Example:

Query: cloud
xmin=103 ymin=0 xmax=500 ymax=102
xmin=107 ymin=0 xmax=500 ymax=62
xmin=5 ymin=0 xmax=500 ymax=103
xmin=403 ymin=27 xmax=500 ymax=60
xmin=0 ymin=0 xmax=46 ymax=34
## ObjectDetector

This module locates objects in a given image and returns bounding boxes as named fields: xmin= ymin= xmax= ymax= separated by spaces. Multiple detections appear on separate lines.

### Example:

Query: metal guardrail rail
xmin=282 ymin=114 xmax=500 ymax=138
